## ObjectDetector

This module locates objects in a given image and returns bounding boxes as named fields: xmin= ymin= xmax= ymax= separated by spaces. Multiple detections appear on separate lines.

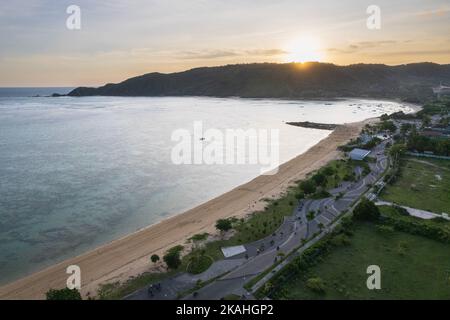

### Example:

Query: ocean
xmin=0 ymin=89 xmax=413 ymax=284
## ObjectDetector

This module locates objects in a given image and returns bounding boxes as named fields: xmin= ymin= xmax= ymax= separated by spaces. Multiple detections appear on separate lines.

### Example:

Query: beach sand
xmin=0 ymin=119 xmax=375 ymax=299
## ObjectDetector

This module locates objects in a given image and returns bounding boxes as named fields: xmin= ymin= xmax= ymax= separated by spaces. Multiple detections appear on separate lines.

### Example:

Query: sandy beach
xmin=0 ymin=119 xmax=374 ymax=300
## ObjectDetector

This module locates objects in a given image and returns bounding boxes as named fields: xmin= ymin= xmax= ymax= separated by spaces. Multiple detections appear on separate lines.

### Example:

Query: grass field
xmin=381 ymin=157 xmax=450 ymax=214
xmin=272 ymin=222 xmax=450 ymax=300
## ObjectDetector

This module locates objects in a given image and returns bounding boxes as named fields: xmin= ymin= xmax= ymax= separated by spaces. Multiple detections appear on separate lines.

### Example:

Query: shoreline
xmin=0 ymin=118 xmax=376 ymax=299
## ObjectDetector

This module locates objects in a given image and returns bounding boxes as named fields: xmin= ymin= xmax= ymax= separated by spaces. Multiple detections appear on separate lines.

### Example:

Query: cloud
xmin=328 ymin=40 xmax=401 ymax=54
xmin=415 ymin=6 xmax=450 ymax=18
xmin=176 ymin=48 xmax=286 ymax=60
xmin=245 ymin=49 xmax=287 ymax=56
xmin=373 ymin=49 xmax=450 ymax=57
xmin=176 ymin=50 xmax=240 ymax=60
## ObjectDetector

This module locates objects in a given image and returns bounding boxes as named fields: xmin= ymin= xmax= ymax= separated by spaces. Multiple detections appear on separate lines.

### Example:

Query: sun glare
xmin=284 ymin=36 xmax=325 ymax=63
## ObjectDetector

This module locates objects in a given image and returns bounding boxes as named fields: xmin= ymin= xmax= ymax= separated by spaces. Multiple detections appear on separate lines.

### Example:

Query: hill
xmin=68 ymin=62 xmax=450 ymax=102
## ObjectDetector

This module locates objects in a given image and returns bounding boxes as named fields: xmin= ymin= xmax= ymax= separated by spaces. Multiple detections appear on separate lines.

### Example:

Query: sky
xmin=0 ymin=0 xmax=449 ymax=87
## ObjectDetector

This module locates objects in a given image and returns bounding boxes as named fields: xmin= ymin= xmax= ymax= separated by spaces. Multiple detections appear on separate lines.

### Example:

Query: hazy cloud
xmin=176 ymin=48 xmax=286 ymax=60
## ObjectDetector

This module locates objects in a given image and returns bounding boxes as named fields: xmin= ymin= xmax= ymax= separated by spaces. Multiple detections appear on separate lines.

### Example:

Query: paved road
xmin=128 ymin=140 xmax=390 ymax=300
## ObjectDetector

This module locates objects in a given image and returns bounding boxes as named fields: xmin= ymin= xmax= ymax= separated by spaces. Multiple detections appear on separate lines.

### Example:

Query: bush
xmin=312 ymin=189 xmax=332 ymax=199
xmin=300 ymin=180 xmax=317 ymax=195
xmin=330 ymin=233 xmax=351 ymax=246
xmin=353 ymin=199 xmax=380 ymax=221
xmin=393 ymin=205 xmax=409 ymax=216
xmin=163 ymin=245 xmax=184 ymax=270
xmin=376 ymin=224 xmax=395 ymax=234
xmin=46 ymin=288 xmax=82 ymax=300
xmin=312 ymin=173 xmax=327 ymax=187
xmin=306 ymin=277 xmax=326 ymax=293
xmin=306 ymin=211 xmax=316 ymax=221
xmin=150 ymin=254 xmax=160 ymax=263
xmin=187 ymin=255 xmax=213 ymax=274
xmin=295 ymin=192 xmax=305 ymax=200
xmin=215 ymin=219 xmax=233 ymax=232
xmin=190 ymin=233 xmax=209 ymax=242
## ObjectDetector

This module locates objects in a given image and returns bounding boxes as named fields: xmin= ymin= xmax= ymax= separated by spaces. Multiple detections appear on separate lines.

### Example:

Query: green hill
xmin=68 ymin=62 xmax=450 ymax=103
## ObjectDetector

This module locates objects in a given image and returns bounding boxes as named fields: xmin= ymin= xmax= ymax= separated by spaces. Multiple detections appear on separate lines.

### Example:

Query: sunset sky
xmin=1 ymin=0 xmax=449 ymax=87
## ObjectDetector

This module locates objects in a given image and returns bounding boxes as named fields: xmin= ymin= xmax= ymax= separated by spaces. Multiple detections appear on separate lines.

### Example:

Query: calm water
xmin=0 ymin=92 xmax=413 ymax=284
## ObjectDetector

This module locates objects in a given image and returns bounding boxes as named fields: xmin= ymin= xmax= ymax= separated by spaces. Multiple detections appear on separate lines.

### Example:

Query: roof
xmin=221 ymin=245 xmax=246 ymax=258
xmin=349 ymin=148 xmax=371 ymax=159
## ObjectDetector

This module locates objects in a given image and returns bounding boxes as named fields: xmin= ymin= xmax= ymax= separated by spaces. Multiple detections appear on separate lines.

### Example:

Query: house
xmin=349 ymin=148 xmax=371 ymax=161
xmin=433 ymin=84 xmax=450 ymax=98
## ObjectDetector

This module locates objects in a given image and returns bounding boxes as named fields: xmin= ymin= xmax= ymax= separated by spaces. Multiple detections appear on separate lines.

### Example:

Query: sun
xmin=284 ymin=36 xmax=325 ymax=63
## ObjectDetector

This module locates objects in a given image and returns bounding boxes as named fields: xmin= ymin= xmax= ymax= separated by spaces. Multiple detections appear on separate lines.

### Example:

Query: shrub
xmin=353 ymin=199 xmax=380 ymax=221
xmin=215 ymin=219 xmax=233 ymax=232
xmin=306 ymin=277 xmax=326 ymax=293
xmin=330 ymin=233 xmax=351 ymax=246
xmin=376 ymin=224 xmax=395 ymax=234
xmin=295 ymin=192 xmax=305 ymax=200
xmin=190 ymin=233 xmax=209 ymax=242
xmin=163 ymin=245 xmax=184 ymax=270
xmin=46 ymin=288 xmax=82 ymax=300
xmin=300 ymin=180 xmax=317 ymax=195
xmin=150 ymin=254 xmax=160 ymax=263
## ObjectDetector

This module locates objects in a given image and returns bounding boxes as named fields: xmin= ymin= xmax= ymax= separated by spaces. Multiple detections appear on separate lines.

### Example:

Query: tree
xmin=46 ymin=288 xmax=82 ymax=300
xmin=389 ymin=143 xmax=406 ymax=158
xmin=421 ymin=115 xmax=431 ymax=128
xmin=215 ymin=219 xmax=233 ymax=233
xmin=353 ymin=199 xmax=380 ymax=221
xmin=312 ymin=173 xmax=327 ymax=187
xmin=300 ymin=180 xmax=316 ymax=195
xmin=322 ymin=166 xmax=335 ymax=176
xmin=163 ymin=245 xmax=184 ymax=270
xmin=150 ymin=254 xmax=160 ymax=263
xmin=295 ymin=192 xmax=305 ymax=200
xmin=379 ymin=120 xmax=397 ymax=133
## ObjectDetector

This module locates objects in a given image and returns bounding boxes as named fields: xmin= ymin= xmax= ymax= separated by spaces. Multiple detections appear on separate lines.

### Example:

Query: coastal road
xmin=129 ymin=140 xmax=390 ymax=300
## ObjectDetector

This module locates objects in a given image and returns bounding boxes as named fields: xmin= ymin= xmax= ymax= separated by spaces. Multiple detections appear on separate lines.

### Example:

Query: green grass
xmin=272 ymin=222 xmax=450 ymax=300
xmin=181 ymin=188 xmax=299 ymax=265
xmin=186 ymin=255 xmax=214 ymax=274
xmin=381 ymin=157 xmax=450 ymax=214
xmin=97 ymin=271 xmax=176 ymax=300
xmin=322 ymin=160 xmax=354 ymax=189
xmin=380 ymin=205 xmax=450 ymax=235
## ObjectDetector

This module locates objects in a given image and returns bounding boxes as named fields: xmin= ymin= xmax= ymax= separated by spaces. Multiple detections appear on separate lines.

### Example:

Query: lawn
xmin=186 ymin=255 xmax=214 ymax=274
xmin=381 ymin=157 xmax=450 ymax=214
xmin=272 ymin=222 xmax=450 ymax=300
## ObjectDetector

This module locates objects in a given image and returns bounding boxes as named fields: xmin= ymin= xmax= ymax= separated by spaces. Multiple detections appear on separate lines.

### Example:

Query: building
xmin=349 ymin=148 xmax=371 ymax=161
xmin=221 ymin=245 xmax=246 ymax=258
xmin=421 ymin=126 xmax=450 ymax=138
xmin=433 ymin=84 xmax=450 ymax=98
